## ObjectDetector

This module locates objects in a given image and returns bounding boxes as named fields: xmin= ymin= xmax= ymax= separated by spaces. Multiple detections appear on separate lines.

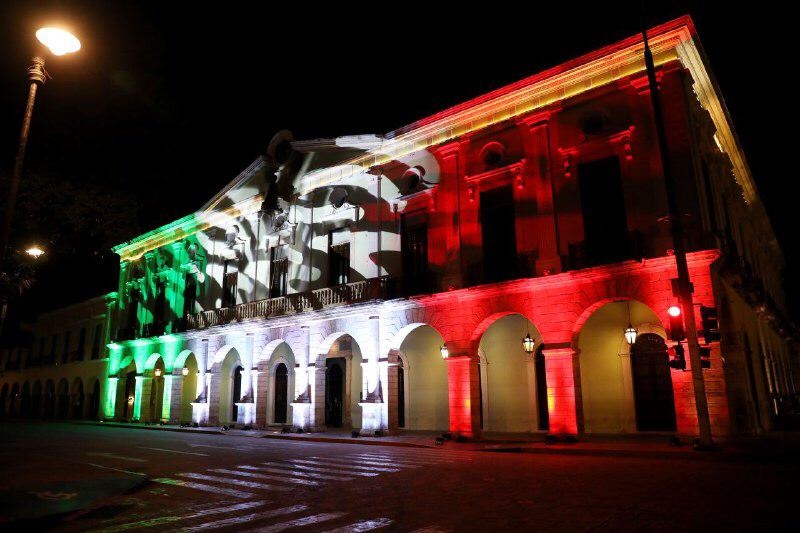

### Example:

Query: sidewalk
xmin=74 ymin=420 xmax=800 ymax=461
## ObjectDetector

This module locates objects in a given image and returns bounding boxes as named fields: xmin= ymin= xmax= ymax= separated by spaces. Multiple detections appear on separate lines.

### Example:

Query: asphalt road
xmin=0 ymin=422 xmax=796 ymax=531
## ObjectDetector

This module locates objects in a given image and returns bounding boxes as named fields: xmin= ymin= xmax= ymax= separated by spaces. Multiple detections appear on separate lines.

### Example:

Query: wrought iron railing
xmin=186 ymin=276 xmax=390 ymax=331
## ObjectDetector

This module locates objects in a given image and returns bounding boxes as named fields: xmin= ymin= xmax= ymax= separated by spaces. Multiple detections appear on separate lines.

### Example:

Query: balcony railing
xmin=186 ymin=276 xmax=390 ymax=331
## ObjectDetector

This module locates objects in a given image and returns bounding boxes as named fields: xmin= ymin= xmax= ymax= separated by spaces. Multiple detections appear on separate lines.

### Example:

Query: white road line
xmin=249 ymin=512 xmax=348 ymax=533
xmin=96 ymin=501 xmax=269 ymax=532
xmin=210 ymin=468 xmax=319 ymax=486
xmin=152 ymin=478 xmax=254 ymax=499
xmin=303 ymin=458 xmax=401 ymax=472
xmin=321 ymin=517 xmax=394 ymax=532
xmin=279 ymin=461 xmax=379 ymax=477
xmin=138 ymin=446 xmax=210 ymax=456
xmin=86 ymin=452 xmax=147 ymax=462
xmin=239 ymin=465 xmax=353 ymax=482
xmin=178 ymin=472 xmax=292 ymax=492
xmin=179 ymin=504 xmax=309 ymax=532
xmin=332 ymin=455 xmax=425 ymax=467
xmin=86 ymin=463 xmax=147 ymax=476
xmin=188 ymin=443 xmax=253 ymax=452
xmin=349 ymin=454 xmax=444 ymax=466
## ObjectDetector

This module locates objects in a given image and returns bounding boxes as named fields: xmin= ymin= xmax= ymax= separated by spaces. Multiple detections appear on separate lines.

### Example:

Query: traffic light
xmin=668 ymin=343 xmax=686 ymax=370
xmin=699 ymin=346 xmax=711 ymax=369
xmin=700 ymin=306 xmax=720 ymax=343
xmin=668 ymin=305 xmax=685 ymax=341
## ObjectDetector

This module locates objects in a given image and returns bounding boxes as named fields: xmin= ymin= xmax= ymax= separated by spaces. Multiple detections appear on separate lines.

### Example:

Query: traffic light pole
xmin=642 ymin=31 xmax=715 ymax=449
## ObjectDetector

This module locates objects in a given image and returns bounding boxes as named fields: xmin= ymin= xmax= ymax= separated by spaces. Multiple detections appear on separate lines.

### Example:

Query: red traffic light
xmin=668 ymin=305 xmax=681 ymax=317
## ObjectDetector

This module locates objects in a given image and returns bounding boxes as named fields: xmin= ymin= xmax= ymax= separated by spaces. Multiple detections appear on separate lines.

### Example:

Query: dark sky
xmin=0 ymin=1 xmax=794 ymax=316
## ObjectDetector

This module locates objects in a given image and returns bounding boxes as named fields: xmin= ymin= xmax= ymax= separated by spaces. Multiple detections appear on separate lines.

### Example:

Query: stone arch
xmin=261 ymin=343 xmax=295 ymax=426
xmin=314 ymin=332 xmax=363 ymax=430
xmin=146 ymin=355 xmax=166 ymax=422
xmin=476 ymin=313 xmax=545 ymax=433
xmin=71 ymin=377 xmax=85 ymax=419
xmin=173 ymin=349 xmax=196 ymax=370
xmin=213 ymin=346 xmax=243 ymax=426
xmin=144 ymin=353 xmax=163 ymax=371
xmin=117 ymin=354 xmax=141 ymax=374
xmin=31 ymin=380 xmax=42 ymax=418
xmin=177 ymin=351 xmax=199 ymax=424
xmin=575 ymin=298 xmax=671 ymax=434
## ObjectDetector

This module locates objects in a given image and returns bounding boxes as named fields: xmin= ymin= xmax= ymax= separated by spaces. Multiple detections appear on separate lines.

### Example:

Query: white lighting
xmin=440 ymin=343 xmax=449 ymax=359
xmin=25 ymin=245 xmax=45 ymax=258
xmin=624 ymin=324 xmax=638 ymax=345
xmin=36 ymin=27 xmax=81 ymax=56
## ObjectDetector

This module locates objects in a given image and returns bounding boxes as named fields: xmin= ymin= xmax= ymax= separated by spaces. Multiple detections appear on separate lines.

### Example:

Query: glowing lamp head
xmin=440 ymin=343 xmax=449 ymax=359
xmin=522 ymin=333 xmax=536 ymax=354
xmin=154 ymin=367 xmax=163 ymax=377
xmin=25 ymin=245 xmax=45 ymax=259
xmin=668 ymin=305 xmax=681 ymax=318
xmin=36 ymin=27 xmax=81 ymax=56
xmin=624 ymin=324 xmax=638 ymax=345
xmin=182 ymin=366 xmax=190 ymax=376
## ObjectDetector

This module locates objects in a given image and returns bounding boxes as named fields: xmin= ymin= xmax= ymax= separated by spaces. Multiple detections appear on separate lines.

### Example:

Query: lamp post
xmin=0 ymin=27 xmax=81 ymax=266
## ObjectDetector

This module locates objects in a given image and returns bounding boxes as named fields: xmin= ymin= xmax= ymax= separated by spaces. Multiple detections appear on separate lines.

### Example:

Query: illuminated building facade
xmin=2 ymin=17 xmax=796 ymax=439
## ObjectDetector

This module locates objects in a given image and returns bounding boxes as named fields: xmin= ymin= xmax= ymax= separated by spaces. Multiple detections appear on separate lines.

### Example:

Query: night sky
xmin=0 ymin=1 xmax=794 ymax=319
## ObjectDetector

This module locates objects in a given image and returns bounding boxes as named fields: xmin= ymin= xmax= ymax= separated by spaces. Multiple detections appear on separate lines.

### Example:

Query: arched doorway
xmin=123 ymin=371 xmax=137 ymax=420
xmin=393 ymin=324 xmax=448 ymax=431
xmin=9 ymin=383 xmax=20 ymax=416
xmin=32 ymin=381 xmax=42 ymax=418
xmin=87 ymin=379 xmax=101 ymax=420
xmin=71 ymin=378 xmax=85 ymax=419
xmin=631 ymin=333 xmax=676 ymax=431
xmin=56 ymin=379 xmax=69 ymax=418
xmin=274 ymin=363 xmax=288 ymax=424
xmin=179 ymin=353 xmax=198 ymax=424
xmin=319 ymin=334 xmax=362 ymax=430
xmin=149 ymin=358 xmax=165 ymax=422
xmin=43 ymin=380 xmax=55 ymax=418
xmin=0 ymin=383 xmax=8 ymax=417
xmin=477 ymin=314 xmax=544 ymax=433
xmin=217 ymin=347 xmax=244 ymax=426
xmin=578 ymin=300 xmax=669 ymax=434
xmin=20 ymin=382 xmax=31 ymax=417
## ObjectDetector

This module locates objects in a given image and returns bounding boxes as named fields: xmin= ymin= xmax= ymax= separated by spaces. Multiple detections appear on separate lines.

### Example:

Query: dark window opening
xmin=480 ymin=142 xmax=505 ymax=170
xmin=269 ymin=248 xmax=288 ymax=298
xmin=329 ymin=233 xmax=350 ymax=286
xmin=76 ymin=327 xmax=86 ymax=361
xmin=125 ymin=289 xmax=141 ymax=338
xmin=153 ymin=281 xmax=166 ymax=334
xmin=325 ymin=357 xmax=346 ymax=428
xmin=577 ymin=156 xmax=629 ymax=265
xmin=49 ymin=334 xmax=57 ymax=362
xmin=397 ymin=358 xmax=405 ymax=428
xmin=231 ymin=366 xmax=243 ymax=422
xmin=401 ymin=213 xmax=429 ymax=295
xmin=480 ymin=185 xmax=518 ymax=283
xmin=535 ymin=345 xmax=550 ymax=431
xmin=182 ymin=274 xmax=197 ymax=327
xmin=221 ymin=262 xmax=238 ymax=308
xmin=274 ymin=363 xmax=288 ymax=424
xmin=91 ymin=323 xmax=103 ymax=360
xmin=62 ymin=332 xmax=71 ymax=364
xmin=38 ymin=337 xmax=45 ymax=358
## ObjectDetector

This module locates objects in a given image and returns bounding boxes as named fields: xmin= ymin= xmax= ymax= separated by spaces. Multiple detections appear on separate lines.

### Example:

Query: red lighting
xmin=668 ymin=305 xmax=681 ymax=317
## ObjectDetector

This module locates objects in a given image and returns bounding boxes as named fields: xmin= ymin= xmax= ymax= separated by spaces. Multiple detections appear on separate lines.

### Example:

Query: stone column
xmin=105 ymin=376 xmax=118 ymax=420
xmin=191 ymin=338 xmax=210 ymax=425
xmin=541 ymin=346 xmax=578 ymax=436
xmin=359 ymin=316 xmax=385 ymax=434
xmin=445 ymin=351 xmax=482 ymax=440
xmin=386 ymin=349 xmax=401 ymax=435
xmin=132 ymin=374 xmax=145 ymax=421
xmin=139 ymin=373 xmax=154 ymax=422
xmin=168 ymin=369 xmax=183 ymax=424
xmin=292 ymin=326 xmax=313 ymax=430
xmin=236 ymin=334 xmax=256 ymax=426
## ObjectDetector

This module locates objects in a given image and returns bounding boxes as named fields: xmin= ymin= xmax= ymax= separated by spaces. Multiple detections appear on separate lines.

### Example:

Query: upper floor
xmin=109 ymin=16 xmax=785 ymax=341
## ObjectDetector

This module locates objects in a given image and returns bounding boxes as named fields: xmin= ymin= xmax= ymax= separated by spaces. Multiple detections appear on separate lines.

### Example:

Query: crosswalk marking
xmin=341 ymin=455 xmax=426 ymax=468
xmin=179 ymin=504 xmax=309 ymax=532
xmin=302 ymin=458 xmax=401 ymax=472
xmin=210 ymin=468 xmax=319 ymax=486
xmin=248 ymin=512 xmax=348 ymax=533
xmin=178 ymin=472 xmax=291 ymax=492
xmin=152 ymin=478 xmax=254 ymax=499
xmin=95 ymin=500 xmax=269 ymax=532
xmin=270 ymin=461 xmax=379 ymax=477
xmin=239 ymin=464 xmax=353 ymax=481
xmin=138 ymin=446 xmax=210 ymax=457
xmin=321 ymin=517 xmax=394 ymax=532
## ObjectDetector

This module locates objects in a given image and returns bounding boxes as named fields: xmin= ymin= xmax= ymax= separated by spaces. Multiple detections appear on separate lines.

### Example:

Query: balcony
xmin=186 ymin=277 xmax=390 ymax=331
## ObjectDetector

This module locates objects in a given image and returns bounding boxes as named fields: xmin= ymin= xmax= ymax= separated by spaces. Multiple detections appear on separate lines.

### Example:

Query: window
xmin=576 ymin=156 xmax=628 ymax=265
xmin=77 ymin=327 xmax=86 ymax=361
xmin=479 ymin=141 xmax=505 ymax=170
xmin=269 ymin=247 xmax=288 ymax=298
xmin=480 ymin=185 xmax=518 ymax=283
xmin=50 ymin=334 xmax=57 ymax=361
xmin=62 ymin=331 xmax=71 ymax=363
xmin=328 ymin=230 xmax=350 ymax=286
xmin=221 ymin=261 xmax=238 ymax=308
xmin=183 ymin=273 xmax=197 ymax=318
xmin=401 ymin=212 xmax=429 ymax=294
xmin=153 ymin=280 xmax=166 ymax=333
xmin=126 ymin=288 xmax=140 ymax=335
xmin=91 ymin=323 xmax=103 ymax=359
xmin=38 ymin=336 xmax=45 ymax=358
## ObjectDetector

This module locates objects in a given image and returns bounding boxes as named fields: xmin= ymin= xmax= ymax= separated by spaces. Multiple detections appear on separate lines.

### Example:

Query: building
xmin=0 ymin=293 xmax=115 ymax=420
xmin=2 ymin=16 xmax=797 ymax=440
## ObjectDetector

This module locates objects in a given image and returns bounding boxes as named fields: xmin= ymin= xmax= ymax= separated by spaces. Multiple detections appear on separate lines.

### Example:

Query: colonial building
xmin=3 ymin=16 xmax=796 ymax=440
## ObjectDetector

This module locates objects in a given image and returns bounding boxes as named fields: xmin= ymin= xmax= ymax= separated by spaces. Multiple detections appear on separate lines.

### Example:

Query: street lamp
xmin=25 ymin=245 xmax=45 ymax=259
xmin=440 ymin=343 xmax=449 ymax=359
xmin=182 ymin=366 xmax=190 ymax=376
xmin=522 ymin=332 xmax=536 ymax=354
xmin=0 ymin=27 xmax=81 ymax=266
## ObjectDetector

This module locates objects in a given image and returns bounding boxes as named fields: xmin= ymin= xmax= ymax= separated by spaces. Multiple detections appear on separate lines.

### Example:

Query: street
xmin=0 ymin=422 xmax=796 ymax=531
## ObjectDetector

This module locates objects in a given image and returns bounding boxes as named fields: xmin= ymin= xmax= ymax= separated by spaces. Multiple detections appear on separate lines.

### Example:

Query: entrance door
xmin=325 ymin=358 xmax=345 ymax=427
xmin=480 ymin=185 xmax=518 ymax=283
xmin=397 ymin=360 xmax=405 ymax=428
xmin=535 ymin=346 xmax=550 ymax=431
xmin=631 ymin=334 xmax=677 ymax=431
xmin=231 ymin=366 xmax=243 ymax=423
xmin=124 ymin=372 xmax=136 ymax=419
xmin=274 ymin=363 xmax=288 ymax=424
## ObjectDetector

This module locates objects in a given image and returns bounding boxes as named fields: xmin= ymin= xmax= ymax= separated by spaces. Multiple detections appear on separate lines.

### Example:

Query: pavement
xmin=71 ymin=419 xmax=800 ymax=462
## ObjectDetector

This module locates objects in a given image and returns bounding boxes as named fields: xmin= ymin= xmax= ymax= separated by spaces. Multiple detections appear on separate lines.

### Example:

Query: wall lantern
xmin=440 ymin=343 xmax=449 ymax=359
xmin=182 ymin=366 xmax=190 ymax=376
xmin=624 ymin=324 xmax=638 ymax=345
xmin=127 ymin=395 xmax=134 ymax=405
xmin=154 ymin=368 xmax=163 ymax=377
xmin=522 ymin=332 xmax=536 ymax=354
